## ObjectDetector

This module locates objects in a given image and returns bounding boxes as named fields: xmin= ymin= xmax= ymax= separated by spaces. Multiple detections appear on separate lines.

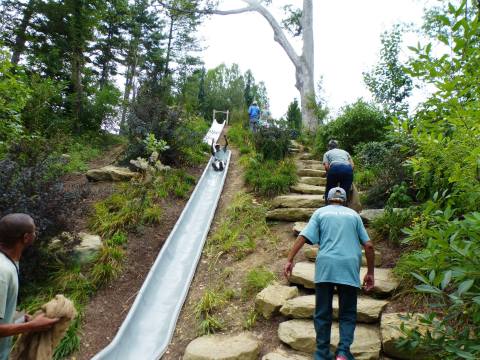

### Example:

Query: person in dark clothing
xmin=323 ymin=140 xmax=354 ymax=203
xmin=211 ymin=135 xmax=228 ymax=171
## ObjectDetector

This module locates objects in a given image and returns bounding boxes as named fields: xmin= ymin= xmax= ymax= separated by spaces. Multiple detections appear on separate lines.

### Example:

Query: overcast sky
xmin=198 ymin=0 xmax=431 ymax=119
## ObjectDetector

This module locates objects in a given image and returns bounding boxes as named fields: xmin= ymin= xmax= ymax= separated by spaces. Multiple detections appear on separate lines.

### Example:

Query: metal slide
xmin=93 ymin=119 xmax=229 ymax=360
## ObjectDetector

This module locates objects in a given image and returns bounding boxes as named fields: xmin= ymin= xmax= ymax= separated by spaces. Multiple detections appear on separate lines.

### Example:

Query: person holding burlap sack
xmin=0 ymin=213 xmax=60 ymax=360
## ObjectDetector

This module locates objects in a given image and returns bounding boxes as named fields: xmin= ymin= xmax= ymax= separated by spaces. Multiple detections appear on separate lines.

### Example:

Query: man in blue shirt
xmin=248 ymin=101 xmax=260 ymax=132
xmin=284 ymin=187 xmax=375 ymax=360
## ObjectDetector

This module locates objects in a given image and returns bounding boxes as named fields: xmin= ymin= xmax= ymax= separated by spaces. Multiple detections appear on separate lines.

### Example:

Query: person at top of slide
xmin=248 ymin=101 xmax=260 ymax=132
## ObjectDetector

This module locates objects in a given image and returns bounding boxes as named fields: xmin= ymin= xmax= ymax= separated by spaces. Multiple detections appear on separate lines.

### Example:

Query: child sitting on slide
xmin=211 ymin=135 xmax=228 ymax=171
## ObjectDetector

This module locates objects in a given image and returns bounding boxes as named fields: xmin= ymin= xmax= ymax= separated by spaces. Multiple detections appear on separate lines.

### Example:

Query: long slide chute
xmin=92 ymin=118 xmax=230 ymax=359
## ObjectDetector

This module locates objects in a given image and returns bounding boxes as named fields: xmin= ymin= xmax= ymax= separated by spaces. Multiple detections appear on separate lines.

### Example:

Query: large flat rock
xmin=280 ymin=295 xmax=388 ymax=323
xmin=271 ymin=195 xmax=325 ymax=209
xmin=289 ymin=262 xmax=398 ymax=296
xmin=266 ymin=208 xmax=316 ymax=222
xmin=359 ymin=208 xmax=404 ymax=224
xmin=298 ymin=177 xmax=326 ymax=186
xmin=183 ymin=333 xmax=260 ymax=360
xmin=278 ymin=320 xmax=381 ymax=359
xmin=291 ymin=183 xmax=325 ymax=195
xmin=255 ymin=284 xmax=299 ymax=319
xmin=303 ymin=245 xmax=383 ymax=267
xmin=298 ymin=153 xmax=315 ymax=160
xmin=381 ymin=313 xmax=430 ymax=360
xmin=86 ymin=165 xmax=139 ymax=182
xmin=297 ymin=169 xmax=326 ymax=177
xmin=262 ymin=348 xmax=310 ymax=360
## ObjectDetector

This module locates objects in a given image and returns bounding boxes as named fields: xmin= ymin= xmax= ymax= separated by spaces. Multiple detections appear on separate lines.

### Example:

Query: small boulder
xmin=86 ymin=165 xmax=139 ymax=182
xmin=289 ymin=262 xmax=315 ymax=289
xmin=73 ymin=233 xmax=102 ymax=263
xmin=255 ymin=284 xmax=299 ymax=319
xmin=183 ymin=333 xmax=260 ymax=360
xmin=292 ymin=222 xmax=308 ymax=235
xmin=302 ymin=245 xmax=383 ymax=267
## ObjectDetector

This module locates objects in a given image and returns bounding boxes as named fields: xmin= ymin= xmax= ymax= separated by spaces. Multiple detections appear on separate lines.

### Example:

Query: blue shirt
xmin=248 ymin=105 xmax=260 ymax=120
xmin=299 ymin=205 xmax=369 ymax=288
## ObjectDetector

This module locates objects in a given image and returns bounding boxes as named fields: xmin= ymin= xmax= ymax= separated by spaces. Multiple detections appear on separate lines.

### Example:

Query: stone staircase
xmin=183 ymin=142 xmax=423 ymax=360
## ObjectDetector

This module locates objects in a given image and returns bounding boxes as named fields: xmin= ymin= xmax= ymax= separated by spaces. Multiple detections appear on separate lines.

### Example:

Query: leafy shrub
xmin=371 ymin=208 xmax=415 ymax=246
xmin=0 ymin=140 xmax=88 ymax=283
xmin=253 ymin=126 xmax=290 ymax=160
xmin=314 ymin=99 xmax=387 ymax=155
xmin=126 ymin=97 xmax=208 ymax=166
xmin=228 ymin=122 xmax=254 ymax=150
xmin=244 ymin=156 xmax=297 ymax=197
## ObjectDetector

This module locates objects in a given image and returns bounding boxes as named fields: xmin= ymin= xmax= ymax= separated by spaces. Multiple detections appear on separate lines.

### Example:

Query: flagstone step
xmin=299 ymin=177 xmax=326 ymax=186
xmin=271 ymin=195 xmax=325 ymax=209
xmin=255 ymin=284 xmax=299 ymax=319
xmin=381 ymin=313 xmax=430 ymax=360
xmin=297 ymin=169 xmax=326 ymax=177
xmin=278 ymin=320 xmax=381 ymax=359
xmin=291 ymin=184 xmax=325 ymax=195
xmin=289 ymin=262 xmax=398 ymax=296
xmin=303 ymin=244 xmax=382 ymax=267
xmin=298 ymin=153 xmax=315 ymax=160
xmin=262 ymin=348 xmax=310 ymax=360
xmin=289 ymin=148 xmax=301 ymax=153
xmin=266 ymin=208 xmax=317 ymax=222
xmin=295 ymin=161 xmax=324 ymax=170
xmin=280 ymin=295 xmax=388 ymax=323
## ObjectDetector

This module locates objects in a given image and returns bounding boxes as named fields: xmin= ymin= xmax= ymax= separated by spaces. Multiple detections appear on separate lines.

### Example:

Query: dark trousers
xmin=212 ymin=160 xmax=225 ymax=171
xmin=325 ymin=163 xmax=353 ymax=201
xmin=314 ymin=282 xmax=357 ymax=360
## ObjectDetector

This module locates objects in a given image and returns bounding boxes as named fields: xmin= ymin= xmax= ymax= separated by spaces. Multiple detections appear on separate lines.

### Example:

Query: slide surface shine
xmin=93 ymin=120 xmax=230 ymax=360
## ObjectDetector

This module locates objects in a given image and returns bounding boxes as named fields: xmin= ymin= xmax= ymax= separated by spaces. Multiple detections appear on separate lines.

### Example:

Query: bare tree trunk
xmin=11 ymin=0 xmax=35 ymax=65
xmin=209 ymin=0 xmax=317 ymax=130
xmin=120 ymin=38 xmax=139 ymax=132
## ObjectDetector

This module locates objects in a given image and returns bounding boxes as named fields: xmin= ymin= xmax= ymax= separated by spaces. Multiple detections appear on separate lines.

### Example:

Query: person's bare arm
xmin=0 ymin=313 xmax=59 ymax=337
xmin=284 ymin=235 xmax=306 ymax=278
xmin=362 ymin=241 xmax=375 ymax=292
xmin=211 ymin=139 xmax=215 ymax=156
xmin=223 ymin=135 xmax=228 ymax=150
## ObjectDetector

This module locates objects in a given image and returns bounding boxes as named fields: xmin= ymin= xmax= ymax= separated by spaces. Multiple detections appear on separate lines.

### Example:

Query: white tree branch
xmin=213 ymin=0 xmax=301 ymax=69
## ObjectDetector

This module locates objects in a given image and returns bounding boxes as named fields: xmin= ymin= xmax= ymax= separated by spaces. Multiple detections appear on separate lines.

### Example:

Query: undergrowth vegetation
xmin=229 ymin=123 xmax=297 ymax=197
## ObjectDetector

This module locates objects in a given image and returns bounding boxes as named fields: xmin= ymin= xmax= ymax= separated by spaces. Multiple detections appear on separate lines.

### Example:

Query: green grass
xmin=243 ymin=308 xmax=258 ymax=330
xmin=207 ymin=193 xmax=271 ymax=260
xmin=195 ymin=289 xmax=227 ymax=335
xmin=244 ymin=156 xmax=298 ymax=197
xmin=243 ymin=266 xmax=277 ymax=296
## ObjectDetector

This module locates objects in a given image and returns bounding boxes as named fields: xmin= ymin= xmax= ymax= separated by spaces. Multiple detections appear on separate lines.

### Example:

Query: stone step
xmin=262 ymin=348 xmax=310 ymax=360
xmin=298 ymin=153 xmax=315 ymax=160
xmin=280 ymin=295 xmax=388 ymax=323
xmin=291 ymin=184 xmax=325 ymax=195
xmin=271 ymin=195 xmax=325 ymax=209
xmin=299 ymin=177 xmax=326 ymax=186
xmin=289 ymin=262 xmax=398 ymax=296
xmin=289 ymin=148 xmax=301 ymax=153
xmin=302 ymin=159 xmax=323 ymax=165
xmin=255 ymin=284 xmax=298 ymax=319
xmin=303 ymin=244 xmax=383 ymax=267
xmin=297 ymin=169 xmax=326 ymax=177
xmin=266 ymin=208 xmax=317 ymax=222
xmin=278 ymin=320 xmax=381 ymax=359
xmin=292 ymin=222 xmax=308 ymax=235
xmin=381 ymin=313 xmax=430 ymax=360
xmin=295 ymin=161 xmax=324 ymax=171
xmin=183 ymin=333 xmax=260 ymax=360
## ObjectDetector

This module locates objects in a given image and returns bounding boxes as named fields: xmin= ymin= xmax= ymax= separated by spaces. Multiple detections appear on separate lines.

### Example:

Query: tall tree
xmin=363 ymin=25 xmax=412 ymax=120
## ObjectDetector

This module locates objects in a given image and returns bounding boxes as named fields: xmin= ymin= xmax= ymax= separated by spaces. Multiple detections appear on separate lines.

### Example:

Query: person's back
xmin=323 ymin=148 xmax=351 ymax=166
xmin=304 ymin=204 xmax=366 ymax=287
xmin=248 ymin=104 xmax=260 ymax=120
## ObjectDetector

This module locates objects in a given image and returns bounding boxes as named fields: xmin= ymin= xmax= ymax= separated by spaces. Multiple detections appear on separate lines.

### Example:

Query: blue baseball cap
xmin=327 ymin=187 xmax=347 ymax=202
